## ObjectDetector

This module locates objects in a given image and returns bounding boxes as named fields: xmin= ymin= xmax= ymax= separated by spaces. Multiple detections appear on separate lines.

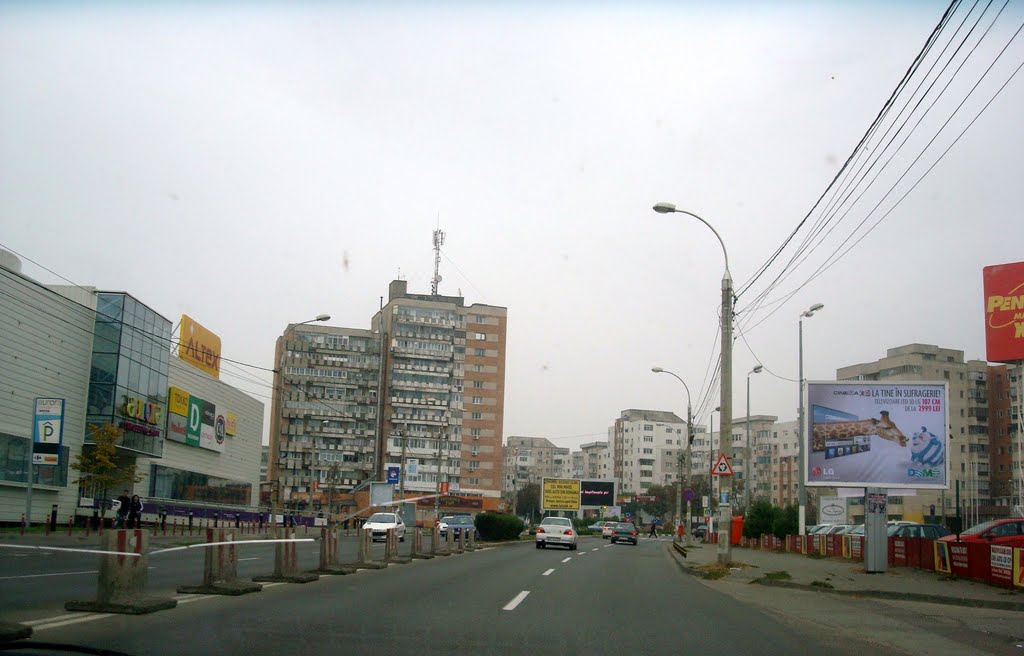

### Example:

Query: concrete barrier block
xmin=0 ymin=621 xmax=31 ymax=643
xmin=252 ymin=528 xmax=319 ymax=584
xmin=66 ymin=530 xmax=176 ymax=615
xmin=178 ymin=529 xmax=262 ymax=595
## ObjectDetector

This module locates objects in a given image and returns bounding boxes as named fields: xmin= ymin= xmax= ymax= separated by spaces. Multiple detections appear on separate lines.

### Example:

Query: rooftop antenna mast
xmin=431 ymin=225 xmax=445 ymax=296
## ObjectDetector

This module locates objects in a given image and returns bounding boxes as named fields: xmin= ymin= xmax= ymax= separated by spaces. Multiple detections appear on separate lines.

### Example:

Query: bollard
xmin=311 ymin=527 xmax=355 ymax=575
xmin=384 ymin=528 xmax=411 ymax=565
xmin=467 ymin=528 xmax=477 ymax=551
xmin=431 ymin=525 xmax=448 ymax=556
xmin=179 ymin=528 xmax=262 ymax=595
xmin=152 ymin=520 xmax=158 ymax=537
xmin=68 ymin=515 xmax=73 ymax=537
xmin=343 ymin=525 xmax=386 ymax=570
xmin=44 ymin=515 xmax=50 ymax=537
xmin=98 ymin=515 xmax=103 ymax=536
xmin=457 ymin=529 xmax=466 ymax=554
xmin=65 ymin=530 xmax=176 ymax=614
xmin=161 ymin=513 xmax=167 ymax=535
xmin=410 ymin=526 xmax=433 ymax=560
xmin=85 ymin=520 xmax=90 ymax=538
xmin=20 ymin=514 xmax=25 ymax=536
xmin=252 ymin=528 xmax=319 ymax=583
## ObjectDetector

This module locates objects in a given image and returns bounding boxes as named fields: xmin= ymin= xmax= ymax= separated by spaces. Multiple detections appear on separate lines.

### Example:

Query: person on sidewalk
xmin=648 ymin=519 xmax=659 ymax=539
xmin=114 ymin=489 xmax=131 ymax=529
xmin=127 ymin=494 xmax=143 ymax=529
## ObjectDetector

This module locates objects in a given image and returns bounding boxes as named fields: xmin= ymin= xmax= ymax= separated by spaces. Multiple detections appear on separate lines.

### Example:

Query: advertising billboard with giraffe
xmin=805 ymin=382 xmax=949 ymax=489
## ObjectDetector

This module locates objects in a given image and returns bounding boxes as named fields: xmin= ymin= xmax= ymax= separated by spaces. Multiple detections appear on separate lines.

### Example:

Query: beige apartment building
xmin=502 ymin=436 xmax=571 ymax=496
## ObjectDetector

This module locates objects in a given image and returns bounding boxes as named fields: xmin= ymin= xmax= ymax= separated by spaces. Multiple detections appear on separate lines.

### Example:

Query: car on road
xmin=938 ymin=518 xmax=1024 ymax=548
xmin=438 ymin=515 xmax=478 ymax=540
xmin=887 ymin=523 xmax=950 ymax=539
xmin=535 ymin=517 xmax=577 ymax=550
xmin=364 ymin=512 xmax=406 ymax=542
xmin=608 ymin=522 xmax=638 ymax=545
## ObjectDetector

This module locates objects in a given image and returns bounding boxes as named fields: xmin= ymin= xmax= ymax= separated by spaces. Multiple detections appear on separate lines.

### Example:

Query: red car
xmin=938 ymin=518 xmax=1024 ymax=548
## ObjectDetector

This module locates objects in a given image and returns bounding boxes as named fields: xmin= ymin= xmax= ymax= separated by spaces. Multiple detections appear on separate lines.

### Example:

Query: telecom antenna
xmin=431 ymin=227 xmax=445 ymax=295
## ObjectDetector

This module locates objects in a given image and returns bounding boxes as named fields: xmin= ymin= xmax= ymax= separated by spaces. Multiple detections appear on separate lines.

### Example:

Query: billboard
xmin=819 ymin=496 xmax=847 ymax=523
xmin=166 ymin=385 xmax=229 ymax=453
xmin=579 ymin=480 xmax=615 ymax=509
xmin=806 ymin=382 xmax=949 ymax=489
xmin=541 ymin=478 xmax=581 ymax=511
xmin=178 ymin=314 xmax=222 ymax=379
xmin=32 ymin=398 xmax=64 ymax=466
xmin=983 ymin=261 xmax=1024 ymax=362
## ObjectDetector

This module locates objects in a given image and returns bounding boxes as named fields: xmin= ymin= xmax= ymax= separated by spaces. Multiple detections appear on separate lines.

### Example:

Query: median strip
xmin=502 ymin=591 xmax=530 ymax=611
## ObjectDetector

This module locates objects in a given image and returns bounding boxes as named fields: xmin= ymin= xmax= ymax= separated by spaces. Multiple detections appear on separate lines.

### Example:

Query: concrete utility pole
xmin=652 ymin=202 xmax=732 ymax=564
xmin=651 ymin=367 xmax=693 ymax=546
xmin=397 ymin=430 xmax=407 ymax=523
xmin=745 ymin=365 xmax=763 ymax=509
xmin=797 ymin=303 xmax=823 ymax=536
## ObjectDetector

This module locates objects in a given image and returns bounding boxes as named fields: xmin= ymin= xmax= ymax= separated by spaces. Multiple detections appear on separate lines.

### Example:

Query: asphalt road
xmin=8 ymin=536 xmax=906 ymax=656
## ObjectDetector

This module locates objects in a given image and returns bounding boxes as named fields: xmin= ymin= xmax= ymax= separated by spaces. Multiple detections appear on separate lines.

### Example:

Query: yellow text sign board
xmin=542 ymin=478 xmax=581 ymax=511
xmin=179 ymin=314 xmax=222 ymax=379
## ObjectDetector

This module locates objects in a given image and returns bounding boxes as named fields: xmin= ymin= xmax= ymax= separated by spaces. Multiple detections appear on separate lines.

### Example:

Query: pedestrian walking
xmin=114 ymin=489 xmax=131 ymax=529
xmin=648 ymin=518 xmax=659 ymax=539
xmin=127 ymin=494 xmax=144 ymax=529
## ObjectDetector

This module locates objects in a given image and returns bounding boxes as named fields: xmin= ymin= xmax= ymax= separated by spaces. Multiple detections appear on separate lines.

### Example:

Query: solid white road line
xmin=542 ymin=568 xmax=555 ymax=576
xmin=24 ymin=613 xmax=91 ymax=626
xmin=502 ymin=590 xmax=530 ymax=611
xmin=31 ymin=614 xmax=115 ymax=632
xmin=561 ymin=557 xmax=571 ymax=563
xmin=238 ymin=557 xmax=260 ymax=561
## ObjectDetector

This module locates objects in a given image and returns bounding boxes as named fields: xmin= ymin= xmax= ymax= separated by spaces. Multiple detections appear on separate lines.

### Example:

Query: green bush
xmin=772 ymin=504 xmax=799 ymax=539
xmin=743 ymin=500 xmax=778 ymax=539
xmin=474 ymin=512 xmax=525 ymax=541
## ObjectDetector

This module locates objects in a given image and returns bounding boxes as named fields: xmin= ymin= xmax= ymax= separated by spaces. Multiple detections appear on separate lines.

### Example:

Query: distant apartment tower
xmin=578 ymin=441 xmax=610 ymax=480
xmin=608 ymin=410 xmax=686 ymax=495
xmin=502 ymin=436 xmax=570 ymax=495
xmin=269 ymin=324 xmax=381 ymax=507
xmin=988 ymin=364 xmax=1023 ymax=513
xmin=837 ymin=344 xmax=1005 ymax=522
xmin=374 ymin=280 xmax=507 ymax=503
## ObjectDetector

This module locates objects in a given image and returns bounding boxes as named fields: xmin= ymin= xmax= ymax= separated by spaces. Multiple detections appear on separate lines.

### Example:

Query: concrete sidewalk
xmin=672 ymin=541 xmax=1024 ymax=612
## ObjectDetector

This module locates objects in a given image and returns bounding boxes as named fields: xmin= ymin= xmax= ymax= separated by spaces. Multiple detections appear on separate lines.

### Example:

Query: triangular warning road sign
xmin=711 ymin=453 xmax=734 ymax=477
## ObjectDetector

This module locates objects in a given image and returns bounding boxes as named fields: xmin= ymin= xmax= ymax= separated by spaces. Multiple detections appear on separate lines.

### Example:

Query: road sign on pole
xmin=711 ymin=453 xmax=734 ymax=477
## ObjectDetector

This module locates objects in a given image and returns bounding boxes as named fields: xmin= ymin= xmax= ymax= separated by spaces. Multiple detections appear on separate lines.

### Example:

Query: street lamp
xmin=652 ymin=367 xmax=693 ymax=545
xmin=797 ymin=303 xmax=824 ymax=535
xmin=653 ymin=202 xmax=734 ymax=565
xmin=745 ymin=365 xmax=763 ymax=509
xmin=271 ymin=314 xmax=330 ymax=531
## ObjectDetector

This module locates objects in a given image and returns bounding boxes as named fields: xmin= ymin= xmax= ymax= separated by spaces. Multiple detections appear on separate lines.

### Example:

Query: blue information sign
xmin=386 ymin=466 xmax=400 ymax=484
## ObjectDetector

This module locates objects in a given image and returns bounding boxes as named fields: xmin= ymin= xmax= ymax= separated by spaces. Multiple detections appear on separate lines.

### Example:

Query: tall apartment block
xmin=269 ymin=325 xmax=381 ymax=507
xmin=502 ymin=436 xmax=571 ymax=496
xmin=608 ymin=409 xmax=687 ymax=495
xmin=373 ymin=280 xmax=507 ymax=503
xmin=270 ymin=279 xmax=507 ymax=513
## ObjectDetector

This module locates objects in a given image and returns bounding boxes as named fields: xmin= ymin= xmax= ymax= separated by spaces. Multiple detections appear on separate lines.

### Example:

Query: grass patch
xmin=806 ymin=553 xmax=826 ymax=560
xmin=764 ymin=570 xmax=792 ymax=580
xmin=696 ymin=563 xmax=731 ymax=580
xmin=810 ymin=580 xmax=835 ymax=589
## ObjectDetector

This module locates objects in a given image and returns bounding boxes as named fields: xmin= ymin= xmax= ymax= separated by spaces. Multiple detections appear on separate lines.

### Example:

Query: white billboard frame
xmin=804 ymin=380 xmax=950 ymax=490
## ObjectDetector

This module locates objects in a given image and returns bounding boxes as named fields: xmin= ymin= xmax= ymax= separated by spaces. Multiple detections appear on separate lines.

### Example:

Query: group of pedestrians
xmin=114 ymin=489 xmax=144 ymax=529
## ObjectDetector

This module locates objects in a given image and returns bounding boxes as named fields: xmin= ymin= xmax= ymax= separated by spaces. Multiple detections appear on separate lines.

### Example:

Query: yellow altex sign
xmin=179 ymin=314 xmax=222 ymax=379
xmin=542 ymin=478 xmax=581 ymax=511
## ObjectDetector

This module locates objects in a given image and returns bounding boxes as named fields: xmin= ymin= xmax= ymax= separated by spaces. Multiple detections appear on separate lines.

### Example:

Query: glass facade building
xmin=85 ymin=293 xmax=170 ymax=457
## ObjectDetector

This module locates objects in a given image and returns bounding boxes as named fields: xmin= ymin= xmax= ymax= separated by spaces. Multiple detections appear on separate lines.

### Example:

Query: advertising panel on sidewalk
xmin=934 ymin=541 xmax=951 ymax=574
xmin=819 ymin=496 xmax=847 ymax=523
xmin=983 ymin=260 xmax=1024 ymax=363
xmin=1014 ymin=547 xmax=1024 ymax=588
xmin=32 ymin=398 xmax=65 ymax=465
xmin=990 ymin=545 xmax=1014 ymax=586
xmin=579 ymin=480 xmax=615 ymax=509
xmin=541 ymin=478 xmax=581 ymax=511
xmin=806 ymin=382 xmax=949 ymax=488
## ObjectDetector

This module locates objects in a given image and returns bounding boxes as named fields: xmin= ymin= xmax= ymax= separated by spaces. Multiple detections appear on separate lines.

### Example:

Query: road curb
xmin=0 ymin=621 xmax=31 ymax=643
xmin=752 ymin=578 xmax=1024 ymax=612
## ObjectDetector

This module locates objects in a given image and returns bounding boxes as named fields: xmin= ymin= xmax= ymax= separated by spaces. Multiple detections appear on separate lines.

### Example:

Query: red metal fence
xmin=736 ymin=532 xmax=1023 ymax=590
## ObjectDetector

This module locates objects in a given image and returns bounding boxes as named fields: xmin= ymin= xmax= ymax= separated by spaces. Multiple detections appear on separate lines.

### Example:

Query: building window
xmin=471 ymin=412 xmax=482 ymax=420
xmin=474 ymin=332 xmax=486 ymax=340
xmin=643 ymin=424 xmax=653 ymax=432
xmin=474 ymin=348 xmax=486 ymax=357
xmin=473 ymin=381 xmax=483 ymax=388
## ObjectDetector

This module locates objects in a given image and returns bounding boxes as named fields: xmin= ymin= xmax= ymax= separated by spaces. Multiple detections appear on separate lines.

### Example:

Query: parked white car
xmin=535 ymin=517 xmax=577 ymax=550
xmin=363 ymin=512 xmax=406 ymax=542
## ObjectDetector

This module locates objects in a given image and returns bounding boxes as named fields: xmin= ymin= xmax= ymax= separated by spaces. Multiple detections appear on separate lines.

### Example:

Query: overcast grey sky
xmin=2 ymin=2 xmax=1022 ymax=451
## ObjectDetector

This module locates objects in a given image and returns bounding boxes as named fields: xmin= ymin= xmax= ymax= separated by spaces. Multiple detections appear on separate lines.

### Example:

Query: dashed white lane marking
xmin=542 ymin=568 xmax=555 ymax=576
xmin=502 ymin=590 xmax=530 ymax=611
xmin=577 ymin=551 xmax=586 ymax=555
xmin=0 ymin=570 xmax=97 ymax=580
xmin=561 ymin=557 xmax=572 ymax=563
xmin=591 ymin=548 xmax=599 ymax=551
xmin=238 ymin=557 xmax=260 ymax=561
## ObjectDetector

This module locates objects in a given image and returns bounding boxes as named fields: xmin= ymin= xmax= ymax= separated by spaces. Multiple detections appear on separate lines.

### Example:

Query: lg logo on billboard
xmin=812 ymin=466 xmax=835 ymax=477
